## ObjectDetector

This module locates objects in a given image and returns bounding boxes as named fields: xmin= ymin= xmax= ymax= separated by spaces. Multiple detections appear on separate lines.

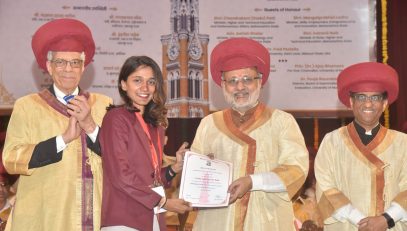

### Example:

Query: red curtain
xmin=386 ymin=0 xmax=407 ymax=130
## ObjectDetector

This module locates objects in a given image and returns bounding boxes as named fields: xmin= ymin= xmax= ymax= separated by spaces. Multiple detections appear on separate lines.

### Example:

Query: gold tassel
xmin=382 ymin=0 xmax=390 ymax=128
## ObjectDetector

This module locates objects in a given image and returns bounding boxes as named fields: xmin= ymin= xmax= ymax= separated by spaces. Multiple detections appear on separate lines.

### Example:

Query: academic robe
xmin=191 ymin=104 xmax=309 ymax=231
xmin=2 ymin=89 xmax=112 ymax=231
xmin=315 ymin=123 xmax=407 ymax=231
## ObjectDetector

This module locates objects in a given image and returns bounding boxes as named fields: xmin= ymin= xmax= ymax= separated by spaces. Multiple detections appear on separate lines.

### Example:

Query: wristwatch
xmin=382 ymin=212 xmax=395 ymax=229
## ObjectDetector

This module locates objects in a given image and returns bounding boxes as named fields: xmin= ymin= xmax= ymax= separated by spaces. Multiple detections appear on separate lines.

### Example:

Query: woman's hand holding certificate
xmin=179 ymin=151 xmax=233 ymax=207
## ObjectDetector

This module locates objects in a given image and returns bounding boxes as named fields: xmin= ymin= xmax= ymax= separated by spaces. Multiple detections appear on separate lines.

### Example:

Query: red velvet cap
xmin=337 ymin=62 xmax=399 ymax=107
xmin=32 ymin=18 xmax=95 ymax=71
xmin=210 ymin=37 xmax=270 ymax=86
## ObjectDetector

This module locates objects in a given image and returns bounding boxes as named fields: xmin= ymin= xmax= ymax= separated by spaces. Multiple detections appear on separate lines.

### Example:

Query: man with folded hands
xmin=2 ymin=18 xmax=111 ymax=231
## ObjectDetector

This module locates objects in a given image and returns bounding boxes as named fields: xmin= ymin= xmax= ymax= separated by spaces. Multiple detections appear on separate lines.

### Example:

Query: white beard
xmin=222 ymin=84 xmax=261 ymax=113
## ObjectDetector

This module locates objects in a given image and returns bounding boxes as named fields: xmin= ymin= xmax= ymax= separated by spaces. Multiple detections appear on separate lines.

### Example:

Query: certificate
xmin=179 ymin=151 xmax=233 ymax=207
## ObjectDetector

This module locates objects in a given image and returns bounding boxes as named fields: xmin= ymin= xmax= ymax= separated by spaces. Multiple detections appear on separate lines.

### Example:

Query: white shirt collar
xmin=364 ymin=123 xmax=380 ymax=135
xmin=53 ymin=84 xmax=79 ymax=105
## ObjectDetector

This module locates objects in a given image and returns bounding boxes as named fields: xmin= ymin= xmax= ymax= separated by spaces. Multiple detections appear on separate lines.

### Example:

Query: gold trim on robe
xmin=213 ymin=104 xmax=269 ymax=231
xmin=393 ymin=190 xmax=407 ymax=211
xmin=209 ymin=103 xmax=307 ymax=231
xmin=318 ymin=188 xmax=351 ymax=221
xmin=3 ymin=91 xmax=111 ymax=231
xmin=317 ymin=123 xmax=387 ymax=218
xmin=346 ymin=122 xmax=386 ymax=215
xmin=315 ymin=122 xmax=407 ymax=230
xmin=191 ymin=105 xmax=308 ymax=231
xmin=272 ymin=165 xmax=306 ymax=199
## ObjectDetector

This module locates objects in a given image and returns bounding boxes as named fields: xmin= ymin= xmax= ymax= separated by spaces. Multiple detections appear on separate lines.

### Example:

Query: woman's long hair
xmin=109 ymin=56 xmax=168 ymax=127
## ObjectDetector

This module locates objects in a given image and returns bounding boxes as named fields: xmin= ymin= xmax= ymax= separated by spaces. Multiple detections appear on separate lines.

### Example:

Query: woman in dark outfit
xmin=100 ymin=56 xmax=192 ymax=231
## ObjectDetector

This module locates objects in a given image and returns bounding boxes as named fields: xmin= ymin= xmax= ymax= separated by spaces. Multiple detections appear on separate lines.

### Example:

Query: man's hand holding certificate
xmin=179 ymin=151 xmax=233 ymax=207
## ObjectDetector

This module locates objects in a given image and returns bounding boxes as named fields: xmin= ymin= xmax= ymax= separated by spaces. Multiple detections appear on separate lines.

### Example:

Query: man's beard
xmin=222 ymin=85 xmax=261 ymax=113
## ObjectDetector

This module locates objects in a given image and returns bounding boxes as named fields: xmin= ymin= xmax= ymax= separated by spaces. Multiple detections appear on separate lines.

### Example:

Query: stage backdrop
xmin=0 ymin=0 xmax=375 ymax=113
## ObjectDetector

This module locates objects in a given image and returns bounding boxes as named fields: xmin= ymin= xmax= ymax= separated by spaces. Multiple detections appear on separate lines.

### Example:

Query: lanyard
xmin=135 ymin=112 xmax=162 ymax=185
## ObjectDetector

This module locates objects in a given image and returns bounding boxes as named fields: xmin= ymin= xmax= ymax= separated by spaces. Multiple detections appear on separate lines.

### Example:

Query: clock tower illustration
xmin=161 ymin=0 xmax=209 ymax=118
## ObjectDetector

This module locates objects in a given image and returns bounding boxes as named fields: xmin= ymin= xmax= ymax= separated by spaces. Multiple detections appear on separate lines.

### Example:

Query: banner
xmin=0 ymin=0 xmax=375 ymax=113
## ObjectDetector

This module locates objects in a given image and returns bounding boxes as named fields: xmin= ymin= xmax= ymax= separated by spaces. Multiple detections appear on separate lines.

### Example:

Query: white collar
xmin=365 ymin=123 xmax=379 ymax=135
xmin=53 ymin=84 xmax=79 ymax=105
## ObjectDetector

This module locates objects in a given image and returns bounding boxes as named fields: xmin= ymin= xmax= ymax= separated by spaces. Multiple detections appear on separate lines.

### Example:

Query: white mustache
xmin=233 ymin=91 xmax=249 ymax=97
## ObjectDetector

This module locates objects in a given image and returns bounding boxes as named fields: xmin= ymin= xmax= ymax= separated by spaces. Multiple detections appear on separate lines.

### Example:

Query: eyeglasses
xmin=51 ymin=59 xmax=84 ymax=69
xmin=223 ymin=76 xmax=261 ymax=87
xmin=133 ymin=77 xmax=157 ymax=87
xmin=351 ymin=93 xmax=385 ymax=103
